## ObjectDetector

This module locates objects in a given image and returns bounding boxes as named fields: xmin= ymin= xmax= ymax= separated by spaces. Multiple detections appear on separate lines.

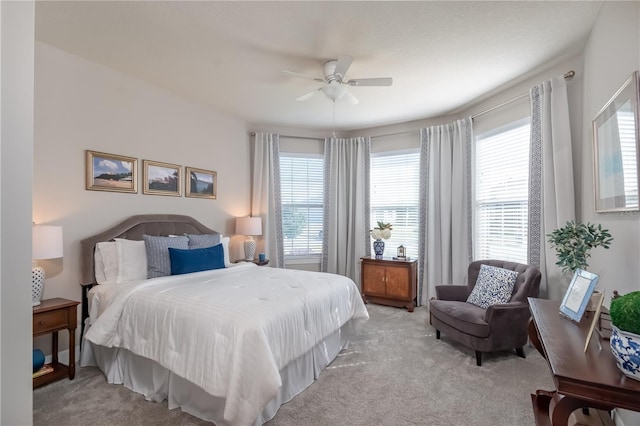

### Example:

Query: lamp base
xmin=244 ymin=238 xmax=256 ymax=261
xmin=32 ymin=266 xmax=44 ymax=306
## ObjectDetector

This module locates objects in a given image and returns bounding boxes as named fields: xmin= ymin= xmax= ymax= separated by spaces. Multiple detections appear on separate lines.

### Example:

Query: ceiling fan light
xmin=320 ymin=83 xmax=348 ymax=101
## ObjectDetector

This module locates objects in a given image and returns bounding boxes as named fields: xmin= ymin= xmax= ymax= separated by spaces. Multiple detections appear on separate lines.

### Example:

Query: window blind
xmin=474 ymin=120 xmax=530 ymax=264
xmin=370 ymin=150 xmax=420 ymax=258
xmin=280 ymin=155 xmax=324 ymax=258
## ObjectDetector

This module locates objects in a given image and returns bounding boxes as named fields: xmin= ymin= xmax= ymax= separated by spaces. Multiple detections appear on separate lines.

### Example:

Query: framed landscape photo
xmin=559 ymin=268 xmax=599 ymax=322
xmin=86 ymin=150 xmax=137 ymax=193
xmin=185 ymin=167 xmax=217 ymax=199
xmin=142 ymin=160 xmax=181 ymax=197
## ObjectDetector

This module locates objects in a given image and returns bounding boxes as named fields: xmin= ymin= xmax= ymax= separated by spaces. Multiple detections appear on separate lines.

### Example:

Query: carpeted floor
xmin=33 ymin=304 xmax=554 ymax=426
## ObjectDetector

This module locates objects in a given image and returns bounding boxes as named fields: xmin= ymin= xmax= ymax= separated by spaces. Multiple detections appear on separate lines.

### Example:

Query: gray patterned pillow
xmin=186 ymin=233 xmax=221 ymax=249
xmin=466 ymin=264 xmax=518 ymax=309
xmin=143 ymin=235 xmax=189 ymax=278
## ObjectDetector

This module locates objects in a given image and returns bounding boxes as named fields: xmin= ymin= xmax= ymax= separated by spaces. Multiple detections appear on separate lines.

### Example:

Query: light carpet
xmin=33 ymin=304 xmax=554 ymax=425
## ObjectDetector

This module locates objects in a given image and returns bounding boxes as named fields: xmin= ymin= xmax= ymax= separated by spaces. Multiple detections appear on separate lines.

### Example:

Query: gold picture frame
xmin=86 ymin=150 xmax=137 ymax=193
xmin=185 ymin=167 xmax=217 ymax=199
xmin=142 ymin=160 xmax=182 ymax=197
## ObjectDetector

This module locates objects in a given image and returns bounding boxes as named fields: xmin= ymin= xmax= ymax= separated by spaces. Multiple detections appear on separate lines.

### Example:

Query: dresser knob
xmin=39 ymin=320 xmax=45 ymax=325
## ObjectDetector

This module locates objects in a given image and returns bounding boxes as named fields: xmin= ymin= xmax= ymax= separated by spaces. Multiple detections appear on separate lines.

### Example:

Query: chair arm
xmin=484 ymin=302 xmax=531 ymax=331
xmin=435 ymin=285 xmax=469 ymax=302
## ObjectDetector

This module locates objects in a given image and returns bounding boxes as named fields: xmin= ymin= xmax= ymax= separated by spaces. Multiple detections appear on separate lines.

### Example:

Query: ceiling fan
xmin=283 ymin=54 xmax=393 ymax=104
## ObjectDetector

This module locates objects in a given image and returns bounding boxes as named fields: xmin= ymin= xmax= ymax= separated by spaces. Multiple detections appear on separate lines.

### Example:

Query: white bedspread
xmin=85 ymin=263 xmax=369 ymax=425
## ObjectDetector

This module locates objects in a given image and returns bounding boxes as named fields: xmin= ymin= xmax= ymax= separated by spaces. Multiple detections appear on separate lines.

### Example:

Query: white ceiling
xmin=35 ymin=1 xmax=603 ymax=132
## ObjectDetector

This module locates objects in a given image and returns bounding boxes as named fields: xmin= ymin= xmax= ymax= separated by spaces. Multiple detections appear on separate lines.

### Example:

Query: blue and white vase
xmin=610 ymin=325 xmax=640 ymax=381
xmin=373 ymin=239 xmax=385 ymax=257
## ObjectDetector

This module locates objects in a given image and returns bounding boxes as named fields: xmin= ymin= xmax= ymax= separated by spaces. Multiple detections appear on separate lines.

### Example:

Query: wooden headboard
xmin=80 ymin=214 xmax=218 ymax=286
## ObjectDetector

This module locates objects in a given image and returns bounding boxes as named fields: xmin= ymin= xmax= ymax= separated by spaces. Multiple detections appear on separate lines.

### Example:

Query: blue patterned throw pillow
xmin=466 ymin=264 xmax=518 ymax=309
xmin=143 ymin=235 xmax=189 ymax=278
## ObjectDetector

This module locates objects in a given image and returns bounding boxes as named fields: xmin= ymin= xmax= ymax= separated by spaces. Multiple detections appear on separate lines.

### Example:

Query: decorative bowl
xmin=33 ymin=349 xmax=45 ymax=373
xmin=610 ymin=325 xmax=640 ymax=381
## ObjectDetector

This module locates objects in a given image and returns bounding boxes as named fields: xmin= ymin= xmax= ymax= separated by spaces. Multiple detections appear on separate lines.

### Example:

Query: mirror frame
xmin=592 ymin=71 xmax=640 ymax=213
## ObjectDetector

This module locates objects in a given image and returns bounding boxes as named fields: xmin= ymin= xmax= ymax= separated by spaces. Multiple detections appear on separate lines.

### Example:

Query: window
xmin=280 ymin=154 xmax=324 ymax=259
xmin=370 ymin=150 xmax=420 ymax=258
xmin=474 ymin=119 xmax=530 ymax=264
xmin=618 ymin=109 xmax=638 ymax=207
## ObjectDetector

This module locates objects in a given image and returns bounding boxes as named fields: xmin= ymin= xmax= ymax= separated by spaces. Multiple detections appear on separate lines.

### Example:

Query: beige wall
xmin=33 ymin=42 xmax=252 ymax=354
xmin=579 ymin=3 xmax=640 ymax=425
xmin=580 ymin=1 xmax=640 ymax=302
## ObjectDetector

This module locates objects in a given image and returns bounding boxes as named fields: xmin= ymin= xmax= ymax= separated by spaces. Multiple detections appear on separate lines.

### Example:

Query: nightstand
xmin=33 ymin=297 xmax=80 ymax=388
xmin=234 ymin=259 xmax=269 ymax=266
xmin=360 ymin=256 xmax=417 ymax=312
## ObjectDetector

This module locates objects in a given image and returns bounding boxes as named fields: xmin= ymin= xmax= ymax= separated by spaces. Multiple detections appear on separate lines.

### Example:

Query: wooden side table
xmin=360 ymin=256 xmax=417 ymax=312
xmin=33 ymin=297 xmax=80 ymax=388
xmin=234 ymin=259 xmax=269 ymax=266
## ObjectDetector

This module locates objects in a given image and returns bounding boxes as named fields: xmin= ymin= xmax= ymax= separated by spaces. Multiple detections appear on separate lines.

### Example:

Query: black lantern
xmin=397 ymin=245 xmax=406 ymax=259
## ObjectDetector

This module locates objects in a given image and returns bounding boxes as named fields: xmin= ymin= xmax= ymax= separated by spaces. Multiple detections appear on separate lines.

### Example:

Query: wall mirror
xmin=593 ymin=71 xmax=640 ymax=212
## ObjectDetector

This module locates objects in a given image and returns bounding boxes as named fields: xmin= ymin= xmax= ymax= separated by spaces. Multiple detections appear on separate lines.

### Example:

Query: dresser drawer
xmin=33 ymin=310 xmax=68 ymax=335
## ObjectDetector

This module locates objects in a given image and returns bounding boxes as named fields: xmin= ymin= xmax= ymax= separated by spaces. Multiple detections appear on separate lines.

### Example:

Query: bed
xmin=79 ymin=214 xmax=369 ymax=425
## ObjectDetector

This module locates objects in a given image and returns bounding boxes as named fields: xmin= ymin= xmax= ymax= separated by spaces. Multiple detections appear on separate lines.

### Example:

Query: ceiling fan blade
xmin=347 ymin=77 xmax=393 ymax=87
xmin=333 ymin=54 xmax=353 ymax=80
xmin=296 ymin=88 xmax=321 ymax=101
xmin=283 ymin=70 xmax=325 ymax=83
xmin=344 ymin=90 xmax=359 ymax=105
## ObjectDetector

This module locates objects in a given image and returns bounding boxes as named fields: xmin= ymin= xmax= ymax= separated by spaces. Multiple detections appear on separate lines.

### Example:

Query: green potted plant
xmin=547 ymin=221 xmax=613 ymax=274
xmin=547 ymin=220 xmax=613 ymax=308
xmin=609 ymin=291 xmax=640 ymax=380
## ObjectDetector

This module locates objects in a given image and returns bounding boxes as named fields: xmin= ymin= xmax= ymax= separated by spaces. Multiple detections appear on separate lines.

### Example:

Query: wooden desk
xmin=528 ymin=298 xmax=640 ymax=426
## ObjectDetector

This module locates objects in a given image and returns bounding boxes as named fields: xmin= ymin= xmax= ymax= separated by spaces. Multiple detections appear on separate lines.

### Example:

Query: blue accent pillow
xmin=466 ymin=264 xmax=518 ymax=309
xmin=169 ymin=244 xmax=225 ymax=275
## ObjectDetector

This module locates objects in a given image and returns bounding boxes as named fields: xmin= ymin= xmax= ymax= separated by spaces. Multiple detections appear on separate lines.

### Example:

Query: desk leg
xmin=51 ymin=331 xmax=59 ymax=365
xmin=68 ymin=326 xmax=76 ymax=380
xmin=549 ymin=392 xmax=614 ymax=426
xmin=528 ymin=318 xmax=544 ymax=358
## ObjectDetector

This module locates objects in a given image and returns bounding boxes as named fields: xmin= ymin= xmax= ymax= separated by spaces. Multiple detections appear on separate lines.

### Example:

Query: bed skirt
xmin=80 ymin=321 xmax=353 ymax=425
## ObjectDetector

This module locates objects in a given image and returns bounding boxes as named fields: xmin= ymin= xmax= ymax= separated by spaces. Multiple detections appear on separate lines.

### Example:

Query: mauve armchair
xmin=429 ymin=259 xmax=541 ymax=366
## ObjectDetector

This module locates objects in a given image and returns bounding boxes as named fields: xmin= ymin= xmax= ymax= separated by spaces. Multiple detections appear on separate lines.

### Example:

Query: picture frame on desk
xmin=559 ymin=268 xmax=599 ymax=323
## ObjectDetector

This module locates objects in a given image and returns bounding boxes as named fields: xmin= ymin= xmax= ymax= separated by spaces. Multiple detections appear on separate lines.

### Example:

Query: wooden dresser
xmin=360 ymin=256 xmax=417 ymax=312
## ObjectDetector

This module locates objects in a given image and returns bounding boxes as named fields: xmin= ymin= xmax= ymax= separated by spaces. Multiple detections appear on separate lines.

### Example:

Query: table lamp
xmin=235 ymin=217 xmax=262 ymax=261
xmin=32 ymin=225 xmax=63 ymax=306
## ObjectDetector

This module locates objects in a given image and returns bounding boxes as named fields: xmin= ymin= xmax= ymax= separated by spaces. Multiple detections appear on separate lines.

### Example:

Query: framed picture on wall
xmin=185 ymin=167 xmax=217 ymax=199
xmin=142 ymin=160 xmax=181 ymax=197
xmin=86 ymin=150 xmax=137 ymax=193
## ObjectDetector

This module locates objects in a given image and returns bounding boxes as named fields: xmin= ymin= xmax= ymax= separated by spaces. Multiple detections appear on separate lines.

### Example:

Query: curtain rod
xmin=250 ymin=132 xmax=322 ymax=141
xmin=471 ymin=70 xmax=575 ymax=120
xmin=250 ymin=129 xmax=420 ymax=140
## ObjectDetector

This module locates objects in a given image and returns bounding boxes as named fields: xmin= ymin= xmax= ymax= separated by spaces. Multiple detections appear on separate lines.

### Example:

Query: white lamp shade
xmin=235 ymin=217 xmax=262 ymax=236
xmin=32 ymin=225 xmax=63 ymax=260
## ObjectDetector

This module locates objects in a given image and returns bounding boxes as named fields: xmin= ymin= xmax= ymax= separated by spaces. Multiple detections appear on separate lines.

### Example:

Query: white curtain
xmin=322 ymin=137 xmax=370 ymax=288
xmin=528 ymin=77 xmax=576 ymax=300
xmin=251 ymin=132 xmax=284 ymax=268
xmin=418 ymin=118 xmax=473 ymax=305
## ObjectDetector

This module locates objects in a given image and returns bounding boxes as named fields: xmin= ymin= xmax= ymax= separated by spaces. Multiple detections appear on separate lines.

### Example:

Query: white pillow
xmin=221 ymin=236 xmax=230 ymax=267
xmin=94 ymin=242 xmax=118 ymax=284
xmin=115 ymin=238 xmax=148 ymax=283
